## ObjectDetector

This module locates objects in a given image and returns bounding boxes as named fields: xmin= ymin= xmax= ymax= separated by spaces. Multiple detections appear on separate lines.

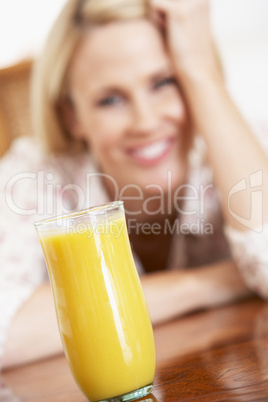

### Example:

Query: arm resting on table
xmin=141 ymin=259 xmax=252 ymax=325
xmin=2 ymin=283 xmax=62 ymax=370
xmin=2 ymin=260 xmax=251 ymax=368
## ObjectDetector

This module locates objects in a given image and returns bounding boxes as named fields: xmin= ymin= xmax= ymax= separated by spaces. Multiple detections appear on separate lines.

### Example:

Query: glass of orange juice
xmin=34 ymin=201 xmax=156 ymax=402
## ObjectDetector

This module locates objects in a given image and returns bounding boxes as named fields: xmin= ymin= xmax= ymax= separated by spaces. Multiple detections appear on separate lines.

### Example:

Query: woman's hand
xmin=149 ymin=0 xmax=221 ymax=82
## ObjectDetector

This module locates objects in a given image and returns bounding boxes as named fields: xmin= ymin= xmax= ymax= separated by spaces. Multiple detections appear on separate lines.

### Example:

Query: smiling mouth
xmin=128 ymin=138 xmax=174 ymax=165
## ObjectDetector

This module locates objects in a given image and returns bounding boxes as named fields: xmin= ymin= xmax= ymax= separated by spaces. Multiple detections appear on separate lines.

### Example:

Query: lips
xmin=127 ymin=138 xmax=174 ymax=166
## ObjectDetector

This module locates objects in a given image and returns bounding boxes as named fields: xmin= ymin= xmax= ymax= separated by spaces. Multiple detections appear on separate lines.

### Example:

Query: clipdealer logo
xmin=228 ymin=170 xmax=263 ymax=232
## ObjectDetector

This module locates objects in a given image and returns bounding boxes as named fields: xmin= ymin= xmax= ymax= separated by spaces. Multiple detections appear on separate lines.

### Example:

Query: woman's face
xmin=67 ymin=19 xmax=190 ymax=203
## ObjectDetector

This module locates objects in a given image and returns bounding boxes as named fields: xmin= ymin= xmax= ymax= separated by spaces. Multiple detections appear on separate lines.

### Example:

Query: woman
xmin=1 ymin=0 xmax=267 ymax=369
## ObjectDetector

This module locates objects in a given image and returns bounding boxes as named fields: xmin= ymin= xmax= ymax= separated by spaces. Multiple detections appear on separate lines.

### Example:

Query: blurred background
xmin=0 ymin=0 xmax=267 ymax=124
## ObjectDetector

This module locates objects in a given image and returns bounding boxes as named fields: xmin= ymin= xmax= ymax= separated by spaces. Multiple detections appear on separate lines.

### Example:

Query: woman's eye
xmin=97 ymin=95 xmax=123 ymax=107
xmin=154 ymin=77 xmax=177 ymax=90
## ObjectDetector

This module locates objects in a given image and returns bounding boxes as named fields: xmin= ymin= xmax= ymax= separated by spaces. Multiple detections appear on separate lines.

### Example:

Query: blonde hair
xmin=31 ymin=0 xmax=150 ymax=153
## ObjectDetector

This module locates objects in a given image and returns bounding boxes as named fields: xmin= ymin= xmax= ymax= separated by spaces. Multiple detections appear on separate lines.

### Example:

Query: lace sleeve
xmin=0 ymin=138 xmax=49 ymax=368
xmin=224 ymin=121 xmax=268 ymax=298
xmin=224 ymin=224 xmax=268 ymax=298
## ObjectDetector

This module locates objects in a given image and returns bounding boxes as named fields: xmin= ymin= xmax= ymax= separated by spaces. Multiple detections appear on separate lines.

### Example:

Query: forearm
xmin=180 ymin=71 xmax=268 ymax=230
xmin=2 ymin=283 xmax=62 ymax=370
xmin=141 ymin=260 xmax=251 ymax=325
xmin=1 ymin=261 xmax=251 ymax=368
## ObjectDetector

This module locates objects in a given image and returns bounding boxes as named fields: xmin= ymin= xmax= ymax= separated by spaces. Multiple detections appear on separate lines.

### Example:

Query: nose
xmin=130 ymin=93 xmax=159 ymax=137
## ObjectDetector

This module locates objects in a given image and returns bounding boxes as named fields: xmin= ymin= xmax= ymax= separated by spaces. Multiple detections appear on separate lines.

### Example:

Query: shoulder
xmin=0 ymin=136 xmax=92 ymax=180
xmin=0 ymin=136 xmax=46 ymax=173
xmin=3 ymin=135 xmax=43 ymax=157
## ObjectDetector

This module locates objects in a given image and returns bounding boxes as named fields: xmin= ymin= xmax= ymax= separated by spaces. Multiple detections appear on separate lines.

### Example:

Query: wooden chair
xmin=0 ymin=60 xmax=33 ymax=157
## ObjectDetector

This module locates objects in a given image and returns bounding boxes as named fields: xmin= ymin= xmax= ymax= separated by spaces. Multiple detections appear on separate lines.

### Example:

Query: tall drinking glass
xmin=34 ymin=201 xmax=156 ymax=402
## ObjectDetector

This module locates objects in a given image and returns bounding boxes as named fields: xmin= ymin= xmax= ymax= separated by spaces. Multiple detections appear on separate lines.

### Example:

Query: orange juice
xmin=36 ymin=203 xmax=155 ymax=402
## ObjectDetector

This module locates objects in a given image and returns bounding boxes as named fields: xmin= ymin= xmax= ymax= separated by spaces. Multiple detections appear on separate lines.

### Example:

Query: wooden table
xmin=2 ymin=297 xmax=268 ymax=401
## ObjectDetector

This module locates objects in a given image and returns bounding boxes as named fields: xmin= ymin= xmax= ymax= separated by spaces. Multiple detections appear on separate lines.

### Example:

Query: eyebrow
xmin=149 ymin=65 xmax=176 ymax=83
xmin=89 ymin=64 xmax=176 ymax=97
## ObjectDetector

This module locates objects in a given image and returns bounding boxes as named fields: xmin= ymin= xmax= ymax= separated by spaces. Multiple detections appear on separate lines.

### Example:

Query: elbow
xmin=237 ymin=260 xmax=268 ymax=301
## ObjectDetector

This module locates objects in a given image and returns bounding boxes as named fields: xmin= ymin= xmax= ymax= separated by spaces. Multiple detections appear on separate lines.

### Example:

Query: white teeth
xmin=132 ymin=140 xmax=169 ymax=160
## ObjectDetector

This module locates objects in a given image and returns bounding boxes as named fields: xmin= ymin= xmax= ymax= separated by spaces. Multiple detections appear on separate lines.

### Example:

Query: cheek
xmin=160 ymin=89 xmax=188 ymax=126
xmin=87 ymin=131 xmax=113 ymax=160
xmin=176 ymin=94 xmax=187 ymax=124
xmin=79 ymin=110 xmax=122 ymax=152
xmin=160 ymin=90 xmax=193 ymax=155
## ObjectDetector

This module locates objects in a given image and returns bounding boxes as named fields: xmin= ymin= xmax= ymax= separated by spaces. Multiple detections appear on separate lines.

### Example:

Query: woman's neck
xmin=126 ymin=207 xmax=178 ymax=273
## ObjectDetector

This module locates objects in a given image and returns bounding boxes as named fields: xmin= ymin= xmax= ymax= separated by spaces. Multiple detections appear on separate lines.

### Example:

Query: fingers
xmin=150 ymin=10 xmax=166 ymax=30
xmin=149 ymin=0 xmax=209 ymax=19
xmin=149 ymin=0 xmax=179 ymax=15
